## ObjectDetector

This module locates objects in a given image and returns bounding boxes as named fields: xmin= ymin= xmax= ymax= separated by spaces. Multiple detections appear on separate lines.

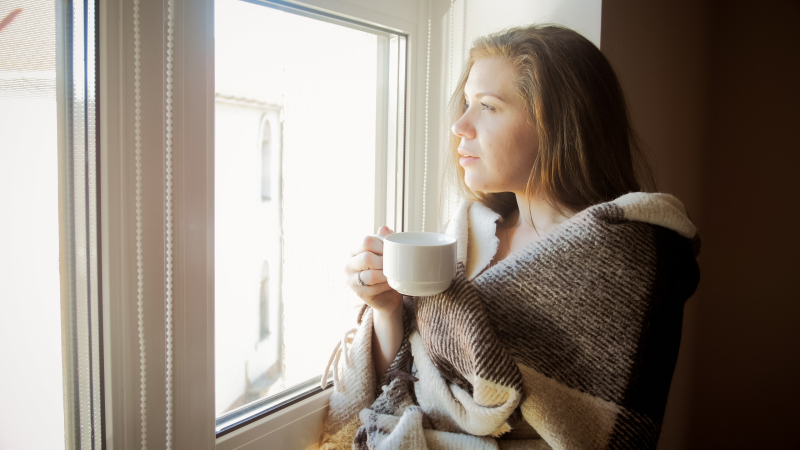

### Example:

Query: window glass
xmin=215 ymin=0 xmax=405 ymax=417
xmin=0 ymin=1 xmax=65 ymax=448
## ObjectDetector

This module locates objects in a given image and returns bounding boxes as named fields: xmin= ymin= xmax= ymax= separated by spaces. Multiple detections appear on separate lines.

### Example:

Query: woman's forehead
xmin=465 ymin=57 xmax=517 ymax=102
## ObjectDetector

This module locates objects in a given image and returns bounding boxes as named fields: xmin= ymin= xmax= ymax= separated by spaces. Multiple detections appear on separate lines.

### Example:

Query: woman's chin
xmin=464 ymin=178 xmax=491 ymax=193
xmin=463 ymin=177 xmax=479 ymax=192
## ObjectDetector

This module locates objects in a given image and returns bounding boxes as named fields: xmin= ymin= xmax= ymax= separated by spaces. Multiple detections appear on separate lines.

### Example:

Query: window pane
xmin=215 ymin=0 xmax=404 ymax=418
xmin=0 ymin=1 xmax=65 ymax=448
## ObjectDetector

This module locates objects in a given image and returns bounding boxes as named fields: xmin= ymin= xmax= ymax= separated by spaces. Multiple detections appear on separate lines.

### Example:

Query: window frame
xmin=100 ymin=0 xmax=451 ymax=448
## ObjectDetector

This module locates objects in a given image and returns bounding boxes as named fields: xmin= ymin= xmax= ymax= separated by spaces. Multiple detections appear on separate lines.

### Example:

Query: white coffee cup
xmin=372 ymin=231 xmax=457 ymax=296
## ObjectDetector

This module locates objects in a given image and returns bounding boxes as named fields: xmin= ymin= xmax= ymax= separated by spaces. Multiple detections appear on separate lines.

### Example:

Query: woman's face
xmin=451 ymin=57 xmax=539 ymax=194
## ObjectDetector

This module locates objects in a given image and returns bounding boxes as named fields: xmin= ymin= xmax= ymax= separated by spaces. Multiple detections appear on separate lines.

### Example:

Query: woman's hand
xmin=345 ymin=225 xmax=402 ymax=314
xmin=345 ymin=225 xmax=403 ymax=380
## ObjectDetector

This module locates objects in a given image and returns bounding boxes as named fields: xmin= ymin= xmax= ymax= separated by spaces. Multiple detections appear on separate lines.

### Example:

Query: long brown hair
xmin=442 ymin=24 xmax=656 ymax=220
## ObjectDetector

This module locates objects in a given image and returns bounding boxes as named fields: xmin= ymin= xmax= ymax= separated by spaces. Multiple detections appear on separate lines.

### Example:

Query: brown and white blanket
xmin=319 ymin=192 xmax=701 ymax=450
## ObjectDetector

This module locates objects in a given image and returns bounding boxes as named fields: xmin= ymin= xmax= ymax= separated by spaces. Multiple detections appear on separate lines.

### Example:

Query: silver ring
xmin=357 ymin=270 xmax=367 ymax=287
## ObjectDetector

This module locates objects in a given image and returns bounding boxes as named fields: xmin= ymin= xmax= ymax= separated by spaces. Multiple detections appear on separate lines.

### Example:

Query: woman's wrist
xmin=369 ymin=289 xmax=403 ymax=316
xmin=372 ymin=298 xmax=403 ymax=324
xmin=371 ymin=294 xmax=404 ymax=380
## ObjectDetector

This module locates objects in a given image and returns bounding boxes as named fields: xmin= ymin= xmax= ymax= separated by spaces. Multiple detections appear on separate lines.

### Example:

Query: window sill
xmin=216 ymin=387 xmax=333 ymax=450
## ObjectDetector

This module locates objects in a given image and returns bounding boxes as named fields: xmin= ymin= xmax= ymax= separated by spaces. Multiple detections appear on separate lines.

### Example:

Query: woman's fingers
xmin=349 ymin=226 xmax=393 ymax=257
xmin=344 ymin=250 xmax=383 ymax=275
xmin=343 ymin=227 xmax=398 ymax=308
xmin=352 ymin=268 xmax=387 ymax=287
xmin=350 ymin=234 xmax=383 ymax=257
xmin=352 ymin=280 xmax=392 ymax=297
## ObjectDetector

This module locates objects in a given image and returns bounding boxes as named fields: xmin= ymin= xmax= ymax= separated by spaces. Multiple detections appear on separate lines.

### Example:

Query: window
xmin=97 ymin=0 xmax=433 ymax=447
xmin=1 ymin=0 xmax=107 ymax=448
xmin=214 ymin=0 xmax=408 ymax=432
xmin=0 ymin=2 xmax=65 ymax=448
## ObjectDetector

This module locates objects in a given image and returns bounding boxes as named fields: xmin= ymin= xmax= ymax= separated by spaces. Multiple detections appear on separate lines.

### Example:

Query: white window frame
xmin=99 ymin=0 xmax=452 ymax=448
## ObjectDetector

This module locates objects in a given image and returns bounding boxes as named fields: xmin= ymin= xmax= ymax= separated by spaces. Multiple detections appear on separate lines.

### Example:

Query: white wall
xmin=462 ymin=0 xmax=600 ymax=49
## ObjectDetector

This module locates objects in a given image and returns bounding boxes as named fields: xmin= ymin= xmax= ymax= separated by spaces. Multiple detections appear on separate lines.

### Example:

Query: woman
xmin=321 ymin=24 xmax=700 ymax=449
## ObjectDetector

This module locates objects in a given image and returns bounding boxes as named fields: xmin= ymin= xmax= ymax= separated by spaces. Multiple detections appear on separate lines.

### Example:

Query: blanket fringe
xmin=321 ymin=327 xmax=358 ymax=391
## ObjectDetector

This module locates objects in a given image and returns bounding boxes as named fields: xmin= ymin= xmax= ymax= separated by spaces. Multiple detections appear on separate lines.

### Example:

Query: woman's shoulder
xmin=491 ymin=192 xmax=701 ymax=281
xmin=568 ymin=193 xmax=698 ymax=246
xmin=555 ymin=193 xmax=701 ymax=297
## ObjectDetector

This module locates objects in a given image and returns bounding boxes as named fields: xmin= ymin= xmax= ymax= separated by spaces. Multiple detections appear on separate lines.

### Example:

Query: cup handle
xmin=372 ymin=233 xmax=385 ymax=242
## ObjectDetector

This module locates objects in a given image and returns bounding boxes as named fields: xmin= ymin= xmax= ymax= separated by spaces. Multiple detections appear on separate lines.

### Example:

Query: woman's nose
xmin=451 ymin=111 xmax=475 ymax=140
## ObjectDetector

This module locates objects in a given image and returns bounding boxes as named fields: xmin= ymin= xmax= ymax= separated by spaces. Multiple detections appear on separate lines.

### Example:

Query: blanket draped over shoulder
xmin=319 ymin=192 xmax=701 ymax=450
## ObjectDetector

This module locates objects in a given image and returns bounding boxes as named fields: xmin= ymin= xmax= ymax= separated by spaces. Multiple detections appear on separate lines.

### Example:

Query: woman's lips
xmin=459 ymin=156 xmax=480 ymax=166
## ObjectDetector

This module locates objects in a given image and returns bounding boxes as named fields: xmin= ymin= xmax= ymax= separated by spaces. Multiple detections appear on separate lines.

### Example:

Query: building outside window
xmin=214 ymin=0 xmax=406 ymax=419
xmin=259 ymin=260 xmax=270 ymax=340
xmin=261 ymin=118 xmax=272 ymax=201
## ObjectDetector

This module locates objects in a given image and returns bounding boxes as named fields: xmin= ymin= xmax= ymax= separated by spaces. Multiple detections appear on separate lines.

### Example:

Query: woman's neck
xmin=504 ymin=194 xmax=572 ymax=236
xmin=489 ymin=194 xmax=573 ymax=266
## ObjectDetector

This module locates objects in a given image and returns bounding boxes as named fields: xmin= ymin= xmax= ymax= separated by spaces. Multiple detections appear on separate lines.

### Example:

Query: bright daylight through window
xmin=214 ymin=0 xmax=406 ymax=425
xmin=0 ymin=2 xmax=64 ymax=448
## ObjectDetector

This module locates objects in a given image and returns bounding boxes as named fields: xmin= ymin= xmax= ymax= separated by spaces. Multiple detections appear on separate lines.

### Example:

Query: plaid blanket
xmin=320 ymin=192 xmax=700 ymax=450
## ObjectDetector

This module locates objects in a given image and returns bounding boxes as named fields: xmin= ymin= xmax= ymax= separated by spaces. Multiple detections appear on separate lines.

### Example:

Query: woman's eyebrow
xmin=465 ymin=91 xmax=507 ymax=104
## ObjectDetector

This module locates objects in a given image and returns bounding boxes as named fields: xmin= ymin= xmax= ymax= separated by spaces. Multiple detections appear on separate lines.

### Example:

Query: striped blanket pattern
xmin=320 ymin=192 xmax=701 ymax=450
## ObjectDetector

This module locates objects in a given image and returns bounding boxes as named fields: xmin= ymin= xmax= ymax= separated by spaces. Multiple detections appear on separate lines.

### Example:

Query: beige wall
xmin=602 ymin=1 xmax=800 ymax=448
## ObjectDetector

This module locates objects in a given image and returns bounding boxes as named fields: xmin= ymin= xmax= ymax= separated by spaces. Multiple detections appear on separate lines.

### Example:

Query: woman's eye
xmin=462 ymin=101 xmax=494 ymax=112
